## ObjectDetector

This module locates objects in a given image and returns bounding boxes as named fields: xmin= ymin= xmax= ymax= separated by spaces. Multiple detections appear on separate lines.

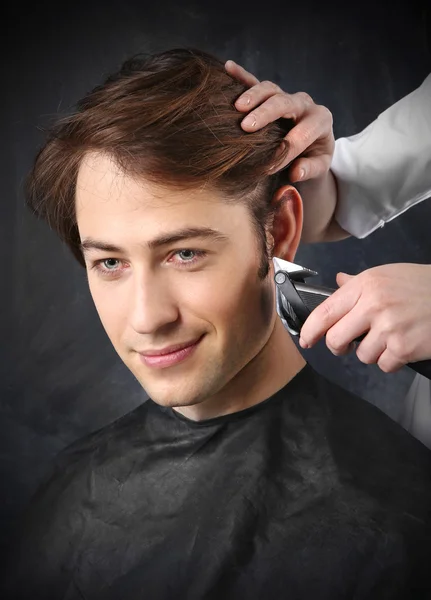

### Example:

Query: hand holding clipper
xmin=273 ymin=257 xmax=431 ymax=380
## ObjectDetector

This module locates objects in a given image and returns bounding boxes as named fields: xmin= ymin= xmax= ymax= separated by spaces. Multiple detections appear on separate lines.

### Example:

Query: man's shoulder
xmin=59 ymin=397 xmax=160 ymax=469
xmin=33 ymin=398 xmax=162 ymax=504
xmin=307 ymin=368 xmax=431 ymax=509
xmin=311 ymin=367 xmax=430 ymax=454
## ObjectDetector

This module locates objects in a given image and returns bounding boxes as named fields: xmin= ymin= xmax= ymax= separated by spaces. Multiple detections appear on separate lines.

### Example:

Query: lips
xmin=138 ymin=336 xmax=203 ymax=369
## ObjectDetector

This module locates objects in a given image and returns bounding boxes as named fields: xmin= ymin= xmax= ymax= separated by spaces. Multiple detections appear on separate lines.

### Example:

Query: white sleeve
xmin=331 ymin=73 xmax=431 ymax=239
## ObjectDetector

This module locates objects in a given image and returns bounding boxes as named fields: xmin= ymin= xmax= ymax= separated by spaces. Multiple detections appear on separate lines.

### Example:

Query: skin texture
xmin=75 ymin=152 xmax=305 ymax=421
xmin=226 ymin=60 xmax=431 ymax=371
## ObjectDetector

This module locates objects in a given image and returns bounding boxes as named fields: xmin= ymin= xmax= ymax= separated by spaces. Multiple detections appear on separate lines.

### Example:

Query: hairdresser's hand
xmin=225 ymin=60 xmax=334 ymax=182
xmin=299 ymin=263 xmax=431 ymax=373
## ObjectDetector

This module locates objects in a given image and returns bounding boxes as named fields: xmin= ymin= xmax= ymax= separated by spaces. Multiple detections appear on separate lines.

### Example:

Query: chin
xmin=133 ymin=375 xmax=211 ymax=408
xmin=147 ymin=389 xmax=208 ymax=409
xmin=158 ymin=396 xmax=205 ymax=409
xmin=127 ymin=350 xmax=229 ymax=408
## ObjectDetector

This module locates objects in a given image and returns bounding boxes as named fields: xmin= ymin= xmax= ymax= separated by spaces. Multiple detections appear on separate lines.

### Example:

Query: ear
xmin=269 ymin=185 xmax=303 ymax=262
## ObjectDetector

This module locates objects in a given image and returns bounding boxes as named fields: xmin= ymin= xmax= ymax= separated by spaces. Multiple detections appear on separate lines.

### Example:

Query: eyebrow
xmin=80 ymin=227 xmax=229 ymax=255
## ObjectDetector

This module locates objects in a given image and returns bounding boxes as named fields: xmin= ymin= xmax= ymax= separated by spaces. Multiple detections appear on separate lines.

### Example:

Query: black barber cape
xmin=3 ymin=365 xmax=431 ymax=600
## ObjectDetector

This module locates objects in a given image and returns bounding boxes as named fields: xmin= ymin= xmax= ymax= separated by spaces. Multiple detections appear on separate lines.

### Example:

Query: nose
xmin=129 ymin=271 xmax=179 ymax=334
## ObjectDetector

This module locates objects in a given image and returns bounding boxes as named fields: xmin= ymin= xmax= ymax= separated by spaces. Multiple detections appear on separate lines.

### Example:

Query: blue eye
xmin=90 ymin=249 xmax=207 ymax=279
xmin=91 ymin=258 xmax=125 ymax=277
xmin=103 ymin=259 xmax=120 ymax=270
xmin=178 ymin=250 xmax=197 ymax=261
xmin=171 ymin=249 xmax=207 ymax=267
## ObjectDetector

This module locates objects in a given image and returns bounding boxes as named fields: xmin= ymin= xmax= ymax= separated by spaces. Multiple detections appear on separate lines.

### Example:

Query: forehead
xmin=75 ymin=152 xmax=248 ymax=236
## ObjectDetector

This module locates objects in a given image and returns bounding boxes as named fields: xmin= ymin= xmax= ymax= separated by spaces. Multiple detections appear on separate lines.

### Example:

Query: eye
xmin=102 ymin=259 xmax=120 ymax=270
xmin=91 ymin=258 xmax=125 ymax=277
xmin=178 ymin=250 xmax=197 ymax=261
xmin=170 ymin=249 xmax=207 ymax=267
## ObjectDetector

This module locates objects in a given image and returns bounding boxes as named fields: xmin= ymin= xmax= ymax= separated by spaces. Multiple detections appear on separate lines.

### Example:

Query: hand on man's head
xmin=225 ymin=59 xmax=335 ymax=182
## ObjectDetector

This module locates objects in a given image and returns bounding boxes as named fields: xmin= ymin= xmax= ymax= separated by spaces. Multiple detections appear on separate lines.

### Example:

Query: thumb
xmin=336 ymin=272 xmax=354 ymax=287
xmin=287 ymin=156 xmax=330 ymax=182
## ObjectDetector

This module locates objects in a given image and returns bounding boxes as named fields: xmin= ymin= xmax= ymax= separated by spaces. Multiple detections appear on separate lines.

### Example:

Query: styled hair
xmin=25 ymin=48 xmax=293 ymax=273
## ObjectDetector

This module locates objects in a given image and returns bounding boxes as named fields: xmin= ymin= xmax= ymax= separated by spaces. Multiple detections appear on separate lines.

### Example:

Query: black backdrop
xmin=2 ymin=0 xmax=431 ymax=559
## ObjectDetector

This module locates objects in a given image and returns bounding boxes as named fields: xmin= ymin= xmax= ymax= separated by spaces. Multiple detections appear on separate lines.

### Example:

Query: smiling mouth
xmin=138 ymin=336 xmax=204 ymax=369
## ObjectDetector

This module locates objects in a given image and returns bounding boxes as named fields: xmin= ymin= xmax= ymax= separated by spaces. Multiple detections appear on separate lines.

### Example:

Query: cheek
xmin=235 ymin=276 xmax=275 ymax=334
xmin=174 ymin=268 xmax=243 ymax=327
xmin=259 ymin=281 xmax=276 ymax=327
xmin=179 ymin=268 xmax=275 ymax=334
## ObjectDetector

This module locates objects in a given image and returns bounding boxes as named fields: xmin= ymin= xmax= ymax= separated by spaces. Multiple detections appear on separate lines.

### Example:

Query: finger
xmin=285 ymin=155 xmax=331 ymax=181
xmin=336 ymin=272 xmax=354 ymax=287
xmin=326 ymin=338 xmax=355 ymax=357
xmin=225 ymin=60 xmax=260 ymax=88
xmin=278 ymin=106 xmax=333 ymax=166
xmin=241 ymin=88 xmax=306 ymax=130
xmin=325 ymin=306 xmax=370 ymax=356
xmin=299 ymin=284 xmax=360 ymax=348
xmin=355 ymin=330 xmax=387 ymax=365
xmin=377 ymin=348 xmax=405 ymax=374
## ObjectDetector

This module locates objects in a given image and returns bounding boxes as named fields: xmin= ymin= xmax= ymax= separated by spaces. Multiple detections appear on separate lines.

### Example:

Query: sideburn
xmin=250 ymin=173 xmax=282 ymax=281
xmin=255 ymin=212 xmax=275 ymax=281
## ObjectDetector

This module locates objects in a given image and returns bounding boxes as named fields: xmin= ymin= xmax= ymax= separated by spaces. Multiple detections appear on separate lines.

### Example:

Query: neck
xmin=174 ymin=319 xmax=306 ymax=421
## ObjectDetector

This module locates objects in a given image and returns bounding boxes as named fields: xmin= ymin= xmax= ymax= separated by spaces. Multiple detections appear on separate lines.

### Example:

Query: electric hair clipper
xmin=273 ymin=256 xmax=431 ymax=380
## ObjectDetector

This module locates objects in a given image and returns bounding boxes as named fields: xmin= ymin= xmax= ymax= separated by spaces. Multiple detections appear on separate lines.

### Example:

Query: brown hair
xmin=26 ymin=48 xmax=293 ymax=274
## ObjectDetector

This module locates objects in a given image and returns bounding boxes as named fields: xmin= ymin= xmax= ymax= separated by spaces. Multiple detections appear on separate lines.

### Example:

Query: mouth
xmin=138 ymin=336 xmax=204 ymax=369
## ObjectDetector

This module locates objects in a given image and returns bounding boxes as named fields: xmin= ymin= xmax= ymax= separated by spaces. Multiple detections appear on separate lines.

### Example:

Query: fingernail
xmin=240 ymin=94 xmax=251 ymax=105
xmin=243 ymin=115 xmax=256 ymax=127
xmin=298 ymin=168 xmax=305 ymax=180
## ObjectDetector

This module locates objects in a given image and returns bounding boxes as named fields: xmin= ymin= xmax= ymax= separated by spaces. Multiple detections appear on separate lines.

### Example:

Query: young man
xmin=3 ymin=49 xmax=431 ymax=599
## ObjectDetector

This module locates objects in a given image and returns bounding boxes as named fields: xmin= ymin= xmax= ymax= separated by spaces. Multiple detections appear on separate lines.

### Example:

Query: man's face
xmin=76 ymin=153 xmax=277 ymax=408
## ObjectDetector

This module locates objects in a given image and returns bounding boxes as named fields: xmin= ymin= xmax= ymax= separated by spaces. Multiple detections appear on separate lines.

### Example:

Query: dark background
xmin=2 ymin=0 xmax=430 ymax=559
